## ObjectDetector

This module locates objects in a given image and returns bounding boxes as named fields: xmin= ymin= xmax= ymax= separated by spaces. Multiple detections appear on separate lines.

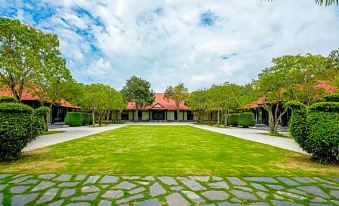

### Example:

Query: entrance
xmin=152 ymin=111 xmax=165 ymax=120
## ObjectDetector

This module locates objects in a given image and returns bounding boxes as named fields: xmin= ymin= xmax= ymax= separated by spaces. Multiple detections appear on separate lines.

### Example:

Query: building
xmin=0 ymin=87 xmax=80 ymax=123
xmin=121 ymin=93 xmax=194 ymax=121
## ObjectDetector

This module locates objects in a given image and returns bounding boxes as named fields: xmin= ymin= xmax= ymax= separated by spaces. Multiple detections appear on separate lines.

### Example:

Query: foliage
xmin=164 ymin=83 xmax=189 ymax=121
xmin=32 ymin=107 xmax=50 ymax=134
xmin=238 ymin=112 xmax=255 ymax=128
xmin=0 ymin=96 xmax=17 ymax=103
xmin=0 ymin=17 xmax=73 ymax=102
xmin=323 ymin=93 xmax=339 ymax=102
xmin=81 ymin=113 xmax=92 ymax=125
xmin=65 ymin=112 xmax=82 ymax=127
xmin=227 ymin=114 xmax=239 ymax=126
xmin=121 ymin=76 xmax=154 ymax=121
xmin=0 ymin=103 xmax=36 ymax=161
xmin=34 ymin=106 xmax=50 ymax=116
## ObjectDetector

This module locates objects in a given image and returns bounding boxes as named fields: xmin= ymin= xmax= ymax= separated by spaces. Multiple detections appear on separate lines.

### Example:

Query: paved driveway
xmin=23 ymin=124 xmax=127 ymax=151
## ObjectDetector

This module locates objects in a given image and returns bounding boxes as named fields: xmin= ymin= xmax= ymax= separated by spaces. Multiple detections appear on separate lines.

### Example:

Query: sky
xmin=1 ymin=0 xmax=339 ymax=92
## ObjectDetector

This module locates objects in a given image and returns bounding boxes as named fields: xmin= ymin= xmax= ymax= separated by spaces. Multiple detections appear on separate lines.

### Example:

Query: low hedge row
xmin=238 ymin=112 xmax=256 ymax=128
xmin=65 ymin=112 xmax=92 ymax=127
xmin=227 ymin=114 xmax=239 ymax=126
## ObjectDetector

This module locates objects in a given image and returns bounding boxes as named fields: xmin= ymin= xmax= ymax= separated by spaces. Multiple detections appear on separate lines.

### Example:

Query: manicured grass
xmin=0 ymin=125 xmax=338 ymax=176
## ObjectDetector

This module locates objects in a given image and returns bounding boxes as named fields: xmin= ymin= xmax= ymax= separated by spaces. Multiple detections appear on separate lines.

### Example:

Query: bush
xmin=238 ymin=112 xmax=255 ymax=128
xmin=307 ymin=102 xmax=339 ymax=163
xmin=33 ymin=106 xmax=50 ymax=134
xmin=228 ymin=114 xmax=239 ymax=126
xmin=324 ymin=93 xmax=339 ymax=102
xmin=65 ymin=112 xmax=82 ymax=127
xmin=35 ymin=106 xmax=50 ymax=116
xmin=0 ymin=103 xmax=36 ymax=161
xmin=0 ymin=96 xmax=17 ymax=103
xmin=81 ymin=113 xmax=92 ymax=125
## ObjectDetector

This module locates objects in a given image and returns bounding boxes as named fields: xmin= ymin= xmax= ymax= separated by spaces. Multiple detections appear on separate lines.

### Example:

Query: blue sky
xmin=1 ymin=0 xmax=339 ymax=91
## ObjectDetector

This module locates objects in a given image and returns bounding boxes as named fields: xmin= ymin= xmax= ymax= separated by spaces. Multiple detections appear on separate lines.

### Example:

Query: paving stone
xmin=72 ymin=192 xmax=98 ymax=201
xmin=150 ymin=182 xmax=167 ymax=197
xmin=329 ymin=190 xmax=339 ymax=198
xmin=293 ymin=177 xmax=316 ymax=183
xmin=248 ymin=203 xmax=270 ymax=206
xmin=54 ymin=174 xmax=72 ymax=181
xmin=75 ymin=174 xmax=87 ymax=181
xmin=180 ymin=179 xmax=206 ymax=191
xmin=116 ymin=194 xmax=144 ymax=204
xmin=170 ymin=186 xmax=184 ymax=191
xmin=330 ymin=200 xmax=339 ymax=205
xmin=32 ymin=181 xmax=55 ymax=191
xmin=0 ymin=184 xmax=7 ymax=191
xmin=208 ymin=181 xmax=229 ymax=189
xmin=134 ymin=198 xmax=162 ymax=206
xmin=81 ymin=185 xmax=100 ymax=193
xmin=226 ymin=177 xmax=246 ymax=186
xmin=12 ymin=193 xmax=39 ymax=205
xmin=321 ymin=184 xmax=339 ymax=190
xmin=122 ymin=176 xmax=141 ymax=180
xmin=84 ymin=175 xmax=101 ymax=184
xmin=19 ymin=179 xmax=38 ymax=185
xmin=37 ymin=188 xmax=59 ymax=204
xmin=39 ymin=174 xmax=56 ymax=180
xmin=10 ymin=185 xmax=29 ymax=193
xmin=218 ymin=202 xmax=241 ymax=206
xmin=0 ymin=193 xmax=2 ymax=205
xmin=130 ymin=187 xmax=146 ymax=194
xmin=212 ymin=176 xmax=223 ymax=181
xmin=166 ymin=193 xmax=189 ymax=206
xmin=234 ymin=186 xmax=253 ymax=192
xmin=49 ymin=199 xmax=65 ymax=206
xmin=297 ymin=185 xmax=330 ymax=198
xmin=99 ymin=200 xmax=112 ymax=206
xmin=189 ymin=176 xmax=210 ymax=182
xmin=277 ymin=177 xmax=299 ymax=186
xmin=276 ymin=191 xmax=307 ymax=200
xmin=102 ymin=190 xmax=124 ymax=199
xmin=158 ymin=176 xmax=178 ymax=185
xmin=274 ymin=194 xmax=284 ymax=200
xmin=256 ymin=191 xmax=268 ymax=199
xmin=202 ymin=191 xmax=229 ymax=201
xmin=10 ymin=175 xmax=32 ymax=184
xmin=182 ymin=190 xmax=205 ymax=204
xmin=287 ymin=188 xmax=309 ymax=196
xmin=230 ymin=190 xmax=257 ymax=200
xmin=136 ymin=181 xmax=150 ymax=185
xmin=313 ymin=177 xmax=335 ymax=185
xmin=61 ymin=188 xmax=76 ymax=197
xmin=66 ymin=203 xmax=91 ymax=206
xmin=309 ymin=203 xmax=333 ymax=206
xmin=311 ymin=197 xmax=327 ymax=202
xmin=251 ymin=183 xmax=267 ymax=191
xmin=244 ymin=177 xmax=278 ymax=183
xmin=59 ymin=182 xmax=79 ymax=187
xmin=143 ymin=176 xmax=155 ymax=181
xmin=230 ymin=198 xmax=242 ymax=203
xmin=0 ymin=174 xmax=11 ymax=179
xmin=267 ymin=184 xmax=284 ymax=190
xmin=271 ymin=200 xmax=303 ymax=206
xmin=112 ymin=181 xmax=136 ymax=189
xmin=100 ymin=175 xmax=118 ymax=183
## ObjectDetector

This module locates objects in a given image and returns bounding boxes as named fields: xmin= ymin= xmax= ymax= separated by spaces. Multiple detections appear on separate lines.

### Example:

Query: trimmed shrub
xmin=65 ymin=112 xmax=82 ymax=127
xmin=238 ymin=112 xmax=255 ymax=128
xmin=0 ymin=103 xmax=36 ymax=161
xmin=32 ymin=107 xmax=50 ymax=135
xmin=228 ymin=113 xmax=239 ymax=126
xmin=0 ymin=96 xmax=17 ymax=103
xmin=307 ymin=102 xmax=339 ymax=163
xmin=324 ymin=93 xmax=339 ymax=102
xmin=81 ymin=113 xmax=92 ymax=125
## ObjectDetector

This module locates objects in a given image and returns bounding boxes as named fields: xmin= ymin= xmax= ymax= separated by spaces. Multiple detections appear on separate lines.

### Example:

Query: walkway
xmin=0 ymin=174 xmax=338 ymax=205
xmin=23 ymin=124 xmax=127 ymax=151
xmin=192 ymin=124 xmax=306 ymax=154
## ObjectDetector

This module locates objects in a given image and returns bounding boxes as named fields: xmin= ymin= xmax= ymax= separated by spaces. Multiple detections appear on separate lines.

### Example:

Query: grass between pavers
xmin=0 ymin=125 xmax=338 ymax=176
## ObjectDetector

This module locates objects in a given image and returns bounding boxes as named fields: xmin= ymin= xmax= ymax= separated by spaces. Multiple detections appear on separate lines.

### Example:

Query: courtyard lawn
xmin=0 ymin=125 xmax=338 ymax=176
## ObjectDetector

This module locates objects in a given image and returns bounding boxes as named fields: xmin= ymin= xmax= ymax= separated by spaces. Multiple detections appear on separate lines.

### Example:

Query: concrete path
xmin=23 ymin=124 xmax=127 ymax=151
xmin=192 ymin=124 xmax=306 ymax=154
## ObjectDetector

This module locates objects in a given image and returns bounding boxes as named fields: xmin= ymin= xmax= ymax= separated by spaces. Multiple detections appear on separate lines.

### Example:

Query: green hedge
xmin=228 ymin=114 xmax=239 ymax=126
xmin=324 ymin=93 xmax=339 ymax=102
xmin=0 ymin=103 xmax=36 ymax=161
xmin=32 ymin=107 xmax=50 ymax=135
xmin=65 ymin=112 xmax=82 ymax=127
xmin=0 ymin=96 xmax=17 ymax=103
xmin=238 ymin=112 xmax=255 ymax=128
xmin=81 ymin=113 xmax=92 ymax=125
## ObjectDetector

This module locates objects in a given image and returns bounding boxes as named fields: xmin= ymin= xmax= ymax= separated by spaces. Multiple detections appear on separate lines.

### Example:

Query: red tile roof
xmin=0 ymin=87 xmax=80 ymax=109
xmin=127 ymin=93 xmax=189 ymax=111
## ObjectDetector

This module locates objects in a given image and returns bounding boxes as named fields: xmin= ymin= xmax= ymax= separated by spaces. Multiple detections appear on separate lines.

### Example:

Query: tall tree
xmin=186 ymin=89 xmax=209 ymax=123
xmin=0 ymin=17 xmax=70 ymax=101
xmin=121 ymin=76 xmax=154 ymax=121
xmin=164 ymin=83 xmax=189 ymax=121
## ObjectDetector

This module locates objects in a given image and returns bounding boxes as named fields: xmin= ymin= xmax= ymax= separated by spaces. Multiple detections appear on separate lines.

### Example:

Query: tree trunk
xmin=217 ymin=110 xmax=220 ymax=125
xmin=92 ymin=110 xmax=95 ymax=126
xmin=176 ymin=101 xmax=180 ymax=122
xmin=135 ymin=109 xmax=138 ymax=121
xmin=44 ymin=113 xmax=48 ymax=131
xmin=106 ymin=110 xmax=110 ymax=124
xmin=224 ymin=110 xmax=228 ymax=126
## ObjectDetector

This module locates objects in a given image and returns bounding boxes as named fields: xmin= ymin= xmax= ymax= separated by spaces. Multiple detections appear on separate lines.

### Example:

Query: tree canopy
xmin=164 ymin=83 xmax=189 ymax=121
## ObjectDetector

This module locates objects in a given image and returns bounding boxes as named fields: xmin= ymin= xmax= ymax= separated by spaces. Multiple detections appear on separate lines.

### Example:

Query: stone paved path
xmin=192 ymin=124 xmax=306 ymax=154
xmin=0 ymin=174 xmax=338 ymax=205
xmin=23 ymin=124 xmax=127 ymax=151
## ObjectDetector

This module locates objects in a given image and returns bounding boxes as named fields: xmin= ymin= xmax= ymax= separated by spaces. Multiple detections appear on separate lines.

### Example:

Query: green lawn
xmin=0 ymin=125 xmax=338 ymax=176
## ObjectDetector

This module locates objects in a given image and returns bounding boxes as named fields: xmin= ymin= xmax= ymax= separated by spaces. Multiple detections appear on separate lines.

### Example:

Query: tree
xmin=0 ymin=17 xmax=71 ymax=101
xmin=164 ymin=83 xmax=189 ymax=121
xmin=257 ymin=53 xmax=335 ymax=133
xmin=186 ymin=90 xmax=209 ymax=123
xmin=121 ymin=76 xmax=154 ymax=121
